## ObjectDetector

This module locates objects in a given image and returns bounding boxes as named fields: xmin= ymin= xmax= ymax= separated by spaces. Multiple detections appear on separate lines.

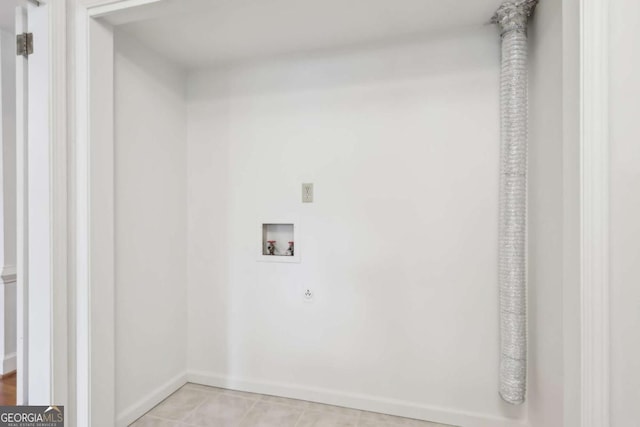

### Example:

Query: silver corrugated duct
xmin=491 ymin=0 xmax=538 ymax=405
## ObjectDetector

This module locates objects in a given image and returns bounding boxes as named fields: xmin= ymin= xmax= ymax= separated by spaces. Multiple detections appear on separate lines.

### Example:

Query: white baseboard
xmin=2 ymin=353 xmax=16 ymax=375
xmin=116 ymin=372 xmax=187 ymax=427
xmin=187 ymin=371 xmax=529 ymax=427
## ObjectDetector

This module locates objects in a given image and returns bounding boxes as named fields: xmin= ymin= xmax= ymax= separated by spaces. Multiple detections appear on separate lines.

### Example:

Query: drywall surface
xmin=610 ymin=0 xmax=640 ymax=425
xmin=527 ymin=1 xmax=565 ymax=426
xmin=114 ymin=31 xmax=187 ymax=417
xmin=186 ymin=28 xmax=531 ymax=426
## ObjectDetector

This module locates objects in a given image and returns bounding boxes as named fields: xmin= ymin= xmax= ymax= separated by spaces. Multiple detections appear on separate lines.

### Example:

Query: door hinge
xmin=17 ymin=33 xmax=33 ymax=58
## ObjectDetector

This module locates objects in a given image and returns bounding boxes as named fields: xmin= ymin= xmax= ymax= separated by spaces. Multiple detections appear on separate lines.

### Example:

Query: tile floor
xmin=130 ymin=383 xmax=454 ymax=427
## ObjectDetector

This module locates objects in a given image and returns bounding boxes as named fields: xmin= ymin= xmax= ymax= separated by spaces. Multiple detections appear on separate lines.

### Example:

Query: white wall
xmin=0 ymin=29 xmax=17 ymax=375
xmin=114 ymin=31 xmax=188 ymax=421
xmin=527 ymin=0 xmax=565 ymax=425
xmin=610 ymin=0 xmax=640 ymax=425
xmin=186 ymin=28 xmax=536 ymax=427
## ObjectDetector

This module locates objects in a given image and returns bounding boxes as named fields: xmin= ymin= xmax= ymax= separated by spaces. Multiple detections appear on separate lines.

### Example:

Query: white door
xmin=16 ymin=0 xmax=54 ymax=405
xmin=15 ymin=4 xmax=29 ymax=405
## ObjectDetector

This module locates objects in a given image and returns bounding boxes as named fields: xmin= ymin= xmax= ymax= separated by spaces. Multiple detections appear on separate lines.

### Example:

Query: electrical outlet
xmin=303 ymin=289 xmax=314 ymax=301
xmin=302 ymin=183 xmax=313 ymax=203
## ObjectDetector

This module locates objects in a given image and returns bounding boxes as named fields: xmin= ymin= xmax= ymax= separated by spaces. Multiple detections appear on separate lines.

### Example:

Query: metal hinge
xmin=17 ymin=33 xmax=33 ymax=58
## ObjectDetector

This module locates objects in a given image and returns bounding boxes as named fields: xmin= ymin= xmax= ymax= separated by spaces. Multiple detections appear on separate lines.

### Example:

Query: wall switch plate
xmin=302 ymin=183 xmax=313 ymax=203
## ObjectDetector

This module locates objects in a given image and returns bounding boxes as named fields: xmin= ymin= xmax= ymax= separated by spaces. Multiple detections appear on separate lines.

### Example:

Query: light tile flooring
xmin=130 ymin=383 xmax=454 ymax=427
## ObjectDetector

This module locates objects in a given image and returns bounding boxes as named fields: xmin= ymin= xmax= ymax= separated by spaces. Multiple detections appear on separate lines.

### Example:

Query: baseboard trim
xmin=0 ymin=370 xmax=16 ymax=379
xmin=116 ymin=372 xmax=187 ymax=427
xmin=2 ymin=353 xmax=16 ymax=375
xmin=187 ymin=371 xmax=529 ymax=427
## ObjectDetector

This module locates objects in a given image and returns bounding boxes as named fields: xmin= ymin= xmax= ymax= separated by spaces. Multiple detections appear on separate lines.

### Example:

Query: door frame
xmin=578 ymin=0 xmax=610 ymax=425
xmin=75 ymin=2 xmax=162 ymax=425
xmin=75 ymin=4 xmax=114 ymax=426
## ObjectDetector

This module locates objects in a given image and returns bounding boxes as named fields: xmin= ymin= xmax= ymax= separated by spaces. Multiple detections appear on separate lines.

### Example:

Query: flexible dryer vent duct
xmin=491 ymin=0 xmax=538 ymax=405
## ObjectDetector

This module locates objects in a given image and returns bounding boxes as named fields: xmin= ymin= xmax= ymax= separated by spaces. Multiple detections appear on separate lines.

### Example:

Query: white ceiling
xmin=114 ymin=0 xmax=503 ymax=69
